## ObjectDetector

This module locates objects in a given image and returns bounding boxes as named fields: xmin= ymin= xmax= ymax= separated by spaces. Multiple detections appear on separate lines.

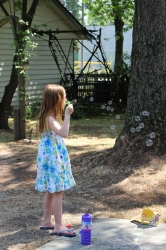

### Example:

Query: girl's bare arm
xmin=48 ymin=105 xmax=73 ymax=138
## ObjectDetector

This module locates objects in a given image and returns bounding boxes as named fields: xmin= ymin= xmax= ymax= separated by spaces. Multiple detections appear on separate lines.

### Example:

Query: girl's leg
xmin=52 ymin=191 xmax=64 ymax=229
xmin=52 ymin=191 xmax=76 ymax=235
xmin=41 ymin=191 xmax=55 ymax=227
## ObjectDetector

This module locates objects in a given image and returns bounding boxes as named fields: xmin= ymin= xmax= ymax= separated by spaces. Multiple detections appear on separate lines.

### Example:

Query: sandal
xmin=50 ymin=228 xmax=76 ymax=237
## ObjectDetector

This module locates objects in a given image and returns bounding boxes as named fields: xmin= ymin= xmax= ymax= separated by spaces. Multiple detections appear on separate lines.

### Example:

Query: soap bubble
xmin=90 ymin=97 xmax=94 ymax=102
xmin=106 ymin=106 xmax=111 ymax=111
xmin=146 ymin=139 xmax=153 ymax=146
xmin=142 ymin=111 xmax=150 ymax=116
xmin=120 ymin=135 xmax=125 ymax=140
xmin=101 ymin=105 xmax=105 ymax=109
xmin=136 ymin=127 xmax=141 ymax=132
xmin=135 ymin=116 xmax=140 ymax=121
xmin=150 ymin=132 xmax=156 ymax=138
xmin=108 ymin=100 xmax=112 ymax=105
xmin=131 ymin=128 xmax=136 ymax=133
xmin=110 ymin=125 xmax=115 ymax=130
xmin=116 ymin=114 xmax=120 ymax=119
xmin=70 ymin=99 xmax=77 ymax=104
xmin=111 ymin=108 xmax=114 ymax=112
xmin=139 ymin=123 xmax=144 ymax=128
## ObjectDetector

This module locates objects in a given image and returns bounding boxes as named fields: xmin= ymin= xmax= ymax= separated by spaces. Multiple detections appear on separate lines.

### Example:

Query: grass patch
xmin=0 ymin=108 xmax=126 ymax=143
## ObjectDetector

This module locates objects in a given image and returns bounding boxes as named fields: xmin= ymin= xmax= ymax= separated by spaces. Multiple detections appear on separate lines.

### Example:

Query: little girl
xmin=35 ymin=84 xmax=76 ymax=237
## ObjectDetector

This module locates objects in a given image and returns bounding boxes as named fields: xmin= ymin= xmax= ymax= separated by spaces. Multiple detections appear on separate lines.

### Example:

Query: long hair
xmin=38 ymin=84 xmax=65 ymax=133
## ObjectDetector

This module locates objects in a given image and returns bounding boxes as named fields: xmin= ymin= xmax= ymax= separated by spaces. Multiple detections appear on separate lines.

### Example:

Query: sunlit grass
xmin=0 ymin=107 xmax=126 ymax=143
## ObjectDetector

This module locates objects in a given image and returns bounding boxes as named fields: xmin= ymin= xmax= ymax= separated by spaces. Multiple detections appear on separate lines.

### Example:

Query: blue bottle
xmin=80 ymin=213 xmax=92 ymax=245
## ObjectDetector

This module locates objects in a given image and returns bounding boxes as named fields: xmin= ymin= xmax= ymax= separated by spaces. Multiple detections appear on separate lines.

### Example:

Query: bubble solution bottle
xmin=80 ymin=213 xmax=92 ymax=245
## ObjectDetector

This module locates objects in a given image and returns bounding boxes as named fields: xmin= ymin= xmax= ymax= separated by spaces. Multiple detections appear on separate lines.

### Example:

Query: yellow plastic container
xmin=141 ymin=208 xmax=160 ymax=226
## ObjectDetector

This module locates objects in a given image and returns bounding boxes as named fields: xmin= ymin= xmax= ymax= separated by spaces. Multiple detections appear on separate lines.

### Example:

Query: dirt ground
xmin=0 ymin=127 xmax=166 ymax=250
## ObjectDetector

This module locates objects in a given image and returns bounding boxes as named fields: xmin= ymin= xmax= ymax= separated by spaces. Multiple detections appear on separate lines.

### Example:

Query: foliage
xmin=25 ymin=94 xmax=41 ymax=119
xmin=114 ymin=52 xmax=131 ymax=77
xmin=62 ymin=0 xmax=82 ymax=21
xmin=84 ymin=0 xmax=134 ymax=29
xmin=12 ymin=23 xmax=38 ymax=79
xmin=71 ymin=104 xmax=86 ymax=119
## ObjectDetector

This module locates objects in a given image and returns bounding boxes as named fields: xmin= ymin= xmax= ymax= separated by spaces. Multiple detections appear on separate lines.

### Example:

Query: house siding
xmin=78 ymin=25 xmax=132 ymax=70
xmin=0 ymin=0 xmax=75 ymax=107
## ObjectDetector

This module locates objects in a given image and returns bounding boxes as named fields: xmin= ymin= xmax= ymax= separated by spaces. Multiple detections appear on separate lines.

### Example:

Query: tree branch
xmin=27 ymin=0 xmax=40 ymax=26
xmin=22 ymin=0 xmax=27 ymax=21
xmin=0 ymin=15 xmax=19 ymax=40
xmin=0 ymin=3 xmax=9 ymax=16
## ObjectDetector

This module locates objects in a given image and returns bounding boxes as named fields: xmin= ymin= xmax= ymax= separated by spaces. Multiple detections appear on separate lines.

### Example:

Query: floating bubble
xmin=106 ymin=106 xmax=111 ymax=111
xmin=66 ymin=100 xmax=77 ymax=105
xmin=116 ymin=114 xmax=120 ymax=119
xmin=146 ymin=139 xmax=153 ymax=146
xmin=70 ymin=99 xmax=77 ymax=104
xmin=108 ymin=100 xmax=112 ymax=105
xmin=150 ymin=132 xmax=156 ymax=138
xmin=139 ymin=123 xmax=144 ymax=128
xmin=131 ymin=128 xmax=136 ymax=133
xmin=101 ymin=105 xmax=105 ymax=109
xmin=135 ymin=116 xmax=140 ymax=121
xmin=110 ymin=125 xmax=115 ymax=130
xmin=136 ymin=127 xmax=141 ymax=132
xmin=90 ymin=97 xmax=94 ymax=102
xmin=83 ymin=96 xmax=85 ymax=99
xmin=111 ymin=108 xmax=114 ymax=112
xmin=142 ymin=111 xmax=150 ymax=116
xmin=120 ymin=135 xmax=125 ymax=140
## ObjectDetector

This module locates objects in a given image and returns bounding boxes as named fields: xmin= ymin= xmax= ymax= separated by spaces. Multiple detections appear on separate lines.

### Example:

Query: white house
xmin=78 ymin=25 xmax=132 ymax=71
xmin=0 ymin=0 xmax=92 ymax=108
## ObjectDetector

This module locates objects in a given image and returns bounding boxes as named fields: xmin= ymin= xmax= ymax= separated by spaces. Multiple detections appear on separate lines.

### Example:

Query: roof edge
xmin=0 ymin=0 xmax=93 ymax=39
xmin=51 ymin=0 xmax=93 ymax=39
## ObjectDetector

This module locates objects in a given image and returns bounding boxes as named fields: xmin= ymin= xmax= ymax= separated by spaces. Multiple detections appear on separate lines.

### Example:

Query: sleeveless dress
xmin=35 ymin=129 xmax=76 ymax=193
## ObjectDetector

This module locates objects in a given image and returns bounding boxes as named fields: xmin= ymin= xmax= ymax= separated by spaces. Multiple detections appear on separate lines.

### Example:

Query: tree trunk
xmin=113 ymin=16 xmax=124 ymax=100
xmin=114 ymin=16 xmax=124 ymax=74
xmin=113 ymin=0 xmax=166 ymax=165
xmin=0 ymin=51 xmax=19 ymax=129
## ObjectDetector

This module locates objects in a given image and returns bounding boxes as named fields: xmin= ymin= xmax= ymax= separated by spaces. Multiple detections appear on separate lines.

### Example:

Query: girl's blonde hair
xmin=38 ymin=84 xmax=65 ymax=133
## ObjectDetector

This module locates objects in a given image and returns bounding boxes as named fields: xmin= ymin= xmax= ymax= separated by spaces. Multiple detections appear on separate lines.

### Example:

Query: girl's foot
xmin=51 ymin=225 xmax=76 ymax=236
xmin=40 ymin=221 xmax=55 ymax=230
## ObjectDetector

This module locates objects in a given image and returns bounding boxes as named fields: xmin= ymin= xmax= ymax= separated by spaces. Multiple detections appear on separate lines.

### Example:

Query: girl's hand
xmin=65 ymin=104 xmax=74 ymax=116
xmin=48 ymin=106 xmax=73 ymax=138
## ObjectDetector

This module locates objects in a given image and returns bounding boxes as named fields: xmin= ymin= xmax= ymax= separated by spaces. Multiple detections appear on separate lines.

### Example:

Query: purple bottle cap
xmin=82 ymin=213 xmax=92 ymax=222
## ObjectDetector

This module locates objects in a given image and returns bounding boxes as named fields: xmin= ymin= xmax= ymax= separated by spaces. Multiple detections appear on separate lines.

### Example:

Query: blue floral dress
xmin=35 ymin=129 xmax=76 ymax=193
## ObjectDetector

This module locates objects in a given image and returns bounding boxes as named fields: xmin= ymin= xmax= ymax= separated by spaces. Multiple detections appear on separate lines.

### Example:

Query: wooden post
xmin=18 ymin=72 xmax=26 ymax=139
xmin=18 ymin=28 xmax=26 ymax=139
xmin=14 ymin=109 xmax=20 ymax=140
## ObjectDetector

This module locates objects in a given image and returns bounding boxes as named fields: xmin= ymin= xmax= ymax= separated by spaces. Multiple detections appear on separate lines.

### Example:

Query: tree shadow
xmin=0 ymin=144 xmax=166 ymax=249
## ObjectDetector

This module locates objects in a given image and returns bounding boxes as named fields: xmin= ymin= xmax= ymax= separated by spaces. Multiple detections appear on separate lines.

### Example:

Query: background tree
xmin=63 ymin=0 xmax=81 ymax=21
xmin=113 ymin=0 xmax=166 ymax=165
xmin=0 ymin=0 xmax=46 ymax=138
xmin=84 ymin=0 xmax=134 ymax=73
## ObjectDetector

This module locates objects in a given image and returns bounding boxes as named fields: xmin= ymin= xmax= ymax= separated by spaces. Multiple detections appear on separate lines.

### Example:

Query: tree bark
xmin=114 ymin=16 xmax=124 ymax=74
xmin=0 ymin=51 xmax=19 ymax=129
xmin=113 ymin=0 xmax=166 ymax=165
